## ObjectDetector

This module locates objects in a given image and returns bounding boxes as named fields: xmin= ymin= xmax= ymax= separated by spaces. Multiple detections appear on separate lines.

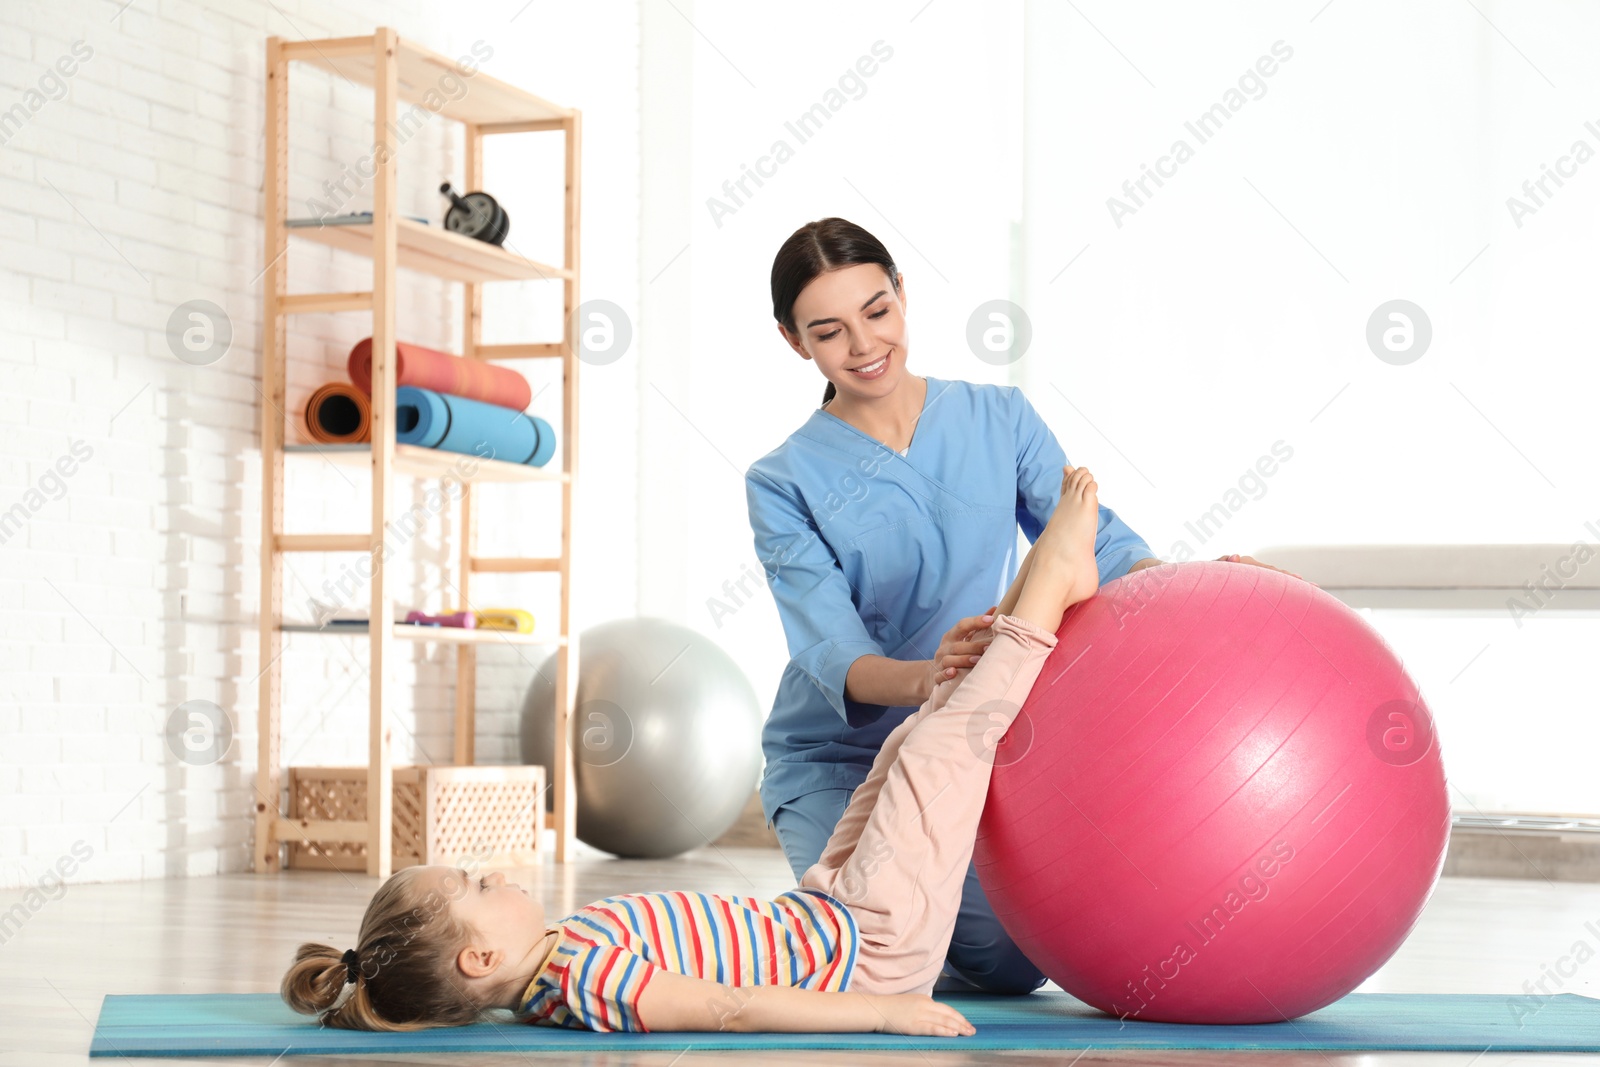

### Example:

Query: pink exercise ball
xmin=974 ymin=559 xmax=1450 ymax=1024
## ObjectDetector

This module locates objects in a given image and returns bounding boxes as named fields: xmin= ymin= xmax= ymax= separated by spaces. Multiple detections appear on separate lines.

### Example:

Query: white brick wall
xmin=0 ymin=0 xmax=642 ymax=889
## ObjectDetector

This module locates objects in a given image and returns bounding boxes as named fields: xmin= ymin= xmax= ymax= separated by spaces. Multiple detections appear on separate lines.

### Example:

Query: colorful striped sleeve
xmin=558 ymin=936 xmax=662 ymax=1033
xmin=775 ymin=888 xmax=859 ymax=991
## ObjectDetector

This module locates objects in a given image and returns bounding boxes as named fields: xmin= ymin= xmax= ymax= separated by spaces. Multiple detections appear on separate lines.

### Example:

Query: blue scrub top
xmin=744 ymin=376 xmax=1153 ymax=827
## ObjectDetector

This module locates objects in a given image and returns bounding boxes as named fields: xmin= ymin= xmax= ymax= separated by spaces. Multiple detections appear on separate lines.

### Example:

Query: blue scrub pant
xmin=772 ymin=785 xmax=1047 ymax=995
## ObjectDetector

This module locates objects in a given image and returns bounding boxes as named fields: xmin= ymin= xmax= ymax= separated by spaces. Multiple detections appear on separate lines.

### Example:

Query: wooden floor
xmin=3 ymin=844 xmax=1597 ymax=1065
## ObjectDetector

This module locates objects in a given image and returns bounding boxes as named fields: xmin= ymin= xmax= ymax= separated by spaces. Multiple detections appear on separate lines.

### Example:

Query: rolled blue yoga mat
xmin=394 ymin=386 xmax=556 ymax=467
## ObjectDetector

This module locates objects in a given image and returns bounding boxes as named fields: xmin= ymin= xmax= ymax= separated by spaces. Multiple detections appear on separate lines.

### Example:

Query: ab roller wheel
xmin=439 ymin=181 xmax=510 ymax=246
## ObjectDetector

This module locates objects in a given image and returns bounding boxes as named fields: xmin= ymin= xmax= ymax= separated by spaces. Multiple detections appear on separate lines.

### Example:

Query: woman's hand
xmin=924 ymin=607 xmax=998 ymax=699
xmin=1216 ymin=553 xmax=1319 ymax=587
xmin=868 ymin=993 xmax=976 ymax=1037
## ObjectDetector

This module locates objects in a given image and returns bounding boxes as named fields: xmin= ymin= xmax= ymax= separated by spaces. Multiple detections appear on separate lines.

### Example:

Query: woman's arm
xmin=846 ymin=533 xmax=1046 ymax=708
xmin=746 ymin=471 xmax=888 ymax=724
xmin=845 ymin=603 xmax=1020 ymax=707
xmin=840 ymin=459 xmax=1071 ymax=710
xmin=636 ymin=967 xmax=970 ymax=1035
xmin=844 ymin=654 xmax=932 ymax=709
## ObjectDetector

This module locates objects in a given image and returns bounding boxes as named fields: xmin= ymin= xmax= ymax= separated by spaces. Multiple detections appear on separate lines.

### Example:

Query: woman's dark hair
xmin=281 ymin=867 xmax=496 ymax=1031
xmin=771 ymin=217 xmax=901 ymax=407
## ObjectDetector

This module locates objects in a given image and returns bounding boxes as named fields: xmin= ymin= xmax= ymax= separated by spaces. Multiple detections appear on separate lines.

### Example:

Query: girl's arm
xmin=636 ymin=968 xmax=968 ymax=1036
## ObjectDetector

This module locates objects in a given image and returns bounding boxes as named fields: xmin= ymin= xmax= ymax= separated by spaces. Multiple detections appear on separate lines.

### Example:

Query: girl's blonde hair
xmin=280 ymin=867 xmax=488 ymax=1031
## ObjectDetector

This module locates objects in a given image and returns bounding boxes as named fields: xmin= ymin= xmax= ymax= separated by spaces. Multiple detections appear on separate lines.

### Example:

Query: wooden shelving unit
xmin=280 ymin=623 xmax=571 ymax=648
xmin=289 ymin=217 xmax=571 ymax=284
xmin=283 ymin=442 xmax=573 ymax=484
xmin=255 ymin=27 xmax=582 ymax=877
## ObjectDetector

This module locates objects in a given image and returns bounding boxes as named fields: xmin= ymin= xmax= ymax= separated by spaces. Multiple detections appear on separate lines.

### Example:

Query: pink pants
xmin=799 ymin=612 xmax=1059 ymax=996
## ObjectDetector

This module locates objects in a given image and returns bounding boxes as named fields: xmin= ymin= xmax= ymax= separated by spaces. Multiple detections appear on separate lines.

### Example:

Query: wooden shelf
xmin=287 ymin=217 xmax=569 ymax=284
xmin=259 ymin=26 xmax=584 ymax=877
xmin=282 ymin=622 xmax=566 ymax=647
xmin=284 ymin=443 xmax=568 ymax=483
xmin=282 ymin=34 xmax=573 ymax=128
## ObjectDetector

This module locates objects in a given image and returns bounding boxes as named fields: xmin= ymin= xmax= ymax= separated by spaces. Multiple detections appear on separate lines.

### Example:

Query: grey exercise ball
xmin=519 ymin=616 xmax=763 ymax=859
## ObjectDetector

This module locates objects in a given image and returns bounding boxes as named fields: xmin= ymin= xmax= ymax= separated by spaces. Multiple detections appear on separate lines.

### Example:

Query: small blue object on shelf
xmin=285 ymin=212 xmax=431 ymax=227
xmin=395 ymin=386 xmax=556 ymax=467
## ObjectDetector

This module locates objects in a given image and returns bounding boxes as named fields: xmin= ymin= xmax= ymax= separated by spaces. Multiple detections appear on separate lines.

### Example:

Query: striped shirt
xmin=517 ymin=887 xmax=858 ymax=1032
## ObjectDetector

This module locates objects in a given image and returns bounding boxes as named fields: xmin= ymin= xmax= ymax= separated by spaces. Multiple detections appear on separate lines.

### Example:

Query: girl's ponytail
xmin=279 ymin=868 xmax=489 ymax=1032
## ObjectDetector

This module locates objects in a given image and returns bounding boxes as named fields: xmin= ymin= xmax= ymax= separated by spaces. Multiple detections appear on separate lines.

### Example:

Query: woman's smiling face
xmin=781 ymin=263 xmax=909 ymax=402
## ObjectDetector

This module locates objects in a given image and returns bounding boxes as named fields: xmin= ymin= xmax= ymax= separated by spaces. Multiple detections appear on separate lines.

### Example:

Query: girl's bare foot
xmin=1010 ymin=466 xmax=1101 ymax=634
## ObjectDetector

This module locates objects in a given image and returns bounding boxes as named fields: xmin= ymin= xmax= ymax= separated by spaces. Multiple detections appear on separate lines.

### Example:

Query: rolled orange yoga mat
xmin=347 ymin=337 xmax=532 ymax=412
xmin=302 ymin=382 xmax=371 ymax=443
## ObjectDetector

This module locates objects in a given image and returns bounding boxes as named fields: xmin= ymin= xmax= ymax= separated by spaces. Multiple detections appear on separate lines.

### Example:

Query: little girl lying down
xmin=282 ymin=466 xmax=1102 ymax=1038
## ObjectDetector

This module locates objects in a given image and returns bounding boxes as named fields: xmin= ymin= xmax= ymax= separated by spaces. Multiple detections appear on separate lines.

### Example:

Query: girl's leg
xmin=812 ymin=618 xmax=1001 ymax=873
xmin=995 ymin=524 xmax=1042 ymax=618
xmin=813 ymin=513 xmax=1057 ymax=873
xmin=802 ymin=465 xmax=1101 ymax=994
xmin=812 ymin=685 xmax=945 ymax=873
xmin=799 ymin=611 xmax=1060 ymax=996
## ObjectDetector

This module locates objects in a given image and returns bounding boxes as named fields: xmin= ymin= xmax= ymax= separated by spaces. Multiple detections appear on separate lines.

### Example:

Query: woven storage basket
xmin=285 ymin=764 xmax=545 ymax=871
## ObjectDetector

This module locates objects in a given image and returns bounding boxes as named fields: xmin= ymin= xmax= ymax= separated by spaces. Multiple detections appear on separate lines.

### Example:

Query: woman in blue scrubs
xmin=745 ymin=217 xmax=1297 ymax=995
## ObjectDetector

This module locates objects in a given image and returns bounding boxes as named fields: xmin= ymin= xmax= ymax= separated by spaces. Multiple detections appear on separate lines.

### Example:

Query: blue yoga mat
xmin=88 ymin=990 xmax=1600 ymax=1056
xmin=394 ymin=385 xmax=556 ymax=467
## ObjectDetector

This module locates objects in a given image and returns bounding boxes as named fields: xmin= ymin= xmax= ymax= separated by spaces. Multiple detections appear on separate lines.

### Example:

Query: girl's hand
xmin=924 ymin=607 xmax=997 ymax=698
xmin=868 ymin=993 xmax=976 ymax=1037
xmin=1216 ymin=553 xmax=1319 ymax=587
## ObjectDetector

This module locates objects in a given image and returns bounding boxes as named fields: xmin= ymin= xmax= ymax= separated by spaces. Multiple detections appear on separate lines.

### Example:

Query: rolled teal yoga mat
xmin=88 ymin=990 xmax=1600 ymax=1056
xmin=394 ymin=385 xmax=556 ymax=467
